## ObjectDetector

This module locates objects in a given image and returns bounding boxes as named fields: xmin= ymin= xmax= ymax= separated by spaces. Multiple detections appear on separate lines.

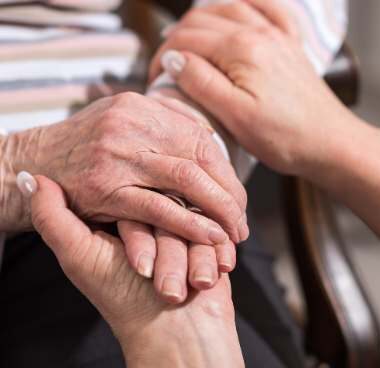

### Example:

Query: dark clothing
xmin=0 ymin=200 xmax=305 ymax=368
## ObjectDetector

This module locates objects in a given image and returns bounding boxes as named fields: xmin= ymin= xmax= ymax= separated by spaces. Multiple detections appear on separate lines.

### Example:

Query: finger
xmin=29 ymin=175 xmax=92 ymax=264
xmin=205 ymin=1 xmax=272 ymax=30
xmin=107 ymin=186 xmax=230 ymax=245
xmin=188 ymin=242 xmax=218 ymax=290
xmin=147 ymin=101 xmax=248 ymax=241
xmin=178 ymin=9 xmax=240 ymax=34
xmin=118 ymin=220 xmax=156 ymax=279
xmin=162 ymin=50 xmax=254 ymax=152
xmin=215 ymin=240 xmax=237 ymax=273
xmin=243 ymin=0 xmax=300 ymax=38
xmin=154 ymin=229 xmax=188 ymax=304
xmin=151 ymin=34 xmax=249 ymax=215
xmin=139 ymin=152 xmax=243 ymax=242
xmin=149 ymin=28 xmax=221 ymax=82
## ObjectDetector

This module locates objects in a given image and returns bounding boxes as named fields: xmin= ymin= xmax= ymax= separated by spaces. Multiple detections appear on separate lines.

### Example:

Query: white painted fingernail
xmin=16 ymin=171 xmax=37 ymax=197
xmin=161 ymin=50 xmax=186 ymax=77
xmin=161 ymin=23 xmax=176 ymax=38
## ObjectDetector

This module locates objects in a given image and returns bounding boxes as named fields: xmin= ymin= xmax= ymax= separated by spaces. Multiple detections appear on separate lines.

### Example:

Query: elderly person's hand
xmin=9 ymin=92 xmax=246 ymax=243
xmin=6 ymin=91 xmax=249 ymax=302
xmin=23 ymin=174 xmax=245 ymax=368
xmin=149 ymin=0 xmax=351 ymax=177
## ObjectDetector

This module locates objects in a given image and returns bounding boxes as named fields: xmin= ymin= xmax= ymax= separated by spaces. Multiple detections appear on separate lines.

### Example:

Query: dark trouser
xmin=0 ymin=207 xmax=305 ymax=368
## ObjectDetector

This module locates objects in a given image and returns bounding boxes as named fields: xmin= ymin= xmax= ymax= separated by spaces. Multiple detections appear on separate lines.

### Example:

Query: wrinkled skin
xmin=29 ymin=92 xmax=246 ymax=242
xmin=29 ymin=175 xmax=245 ymax=368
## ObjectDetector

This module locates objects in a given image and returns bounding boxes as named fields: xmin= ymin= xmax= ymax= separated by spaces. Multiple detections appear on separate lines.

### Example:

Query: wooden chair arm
xmin=284 ymin=178 xmax=380 ymax=367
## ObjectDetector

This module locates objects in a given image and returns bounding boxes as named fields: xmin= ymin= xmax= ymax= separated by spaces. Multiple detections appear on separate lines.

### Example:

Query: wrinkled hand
xmin=28 ymin=175 xmax=244 ymax=368
xmin=118 ymin=219 xmax=236 ymax=304
xmin=150 ymin=0 xmax=348 ymax=176
xmin=13 ymin=92 xmax=247 ymax=244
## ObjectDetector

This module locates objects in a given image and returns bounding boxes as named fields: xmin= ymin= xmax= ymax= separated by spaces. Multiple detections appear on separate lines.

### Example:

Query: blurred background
xmin=349 ymin=0 xmax=380 ymax=124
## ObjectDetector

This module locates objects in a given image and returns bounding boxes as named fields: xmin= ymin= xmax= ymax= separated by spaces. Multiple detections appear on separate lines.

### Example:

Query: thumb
xmin=17 ymin=172 xmax=91 ymax=262
xmin=161 ymin=49 xmax=251 ymax=134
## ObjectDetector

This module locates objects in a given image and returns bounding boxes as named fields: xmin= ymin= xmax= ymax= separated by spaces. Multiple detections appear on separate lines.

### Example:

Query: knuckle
xmin=230 ymin=30 xmax=255 ymax=50
xmin=194 ymin=134 xmax=216 ymax=167
xmin=228 ymin=1 xmax=248 ymax=15
xmin=220 ymin=195 xmax=238 ymax=215
xmin=185 ymin=213 xmax=203 ymax=233
xmin=182 ymin=8 xmax=201 ymax=23
xmin=112 ymin=91 xmax=140 ymax=107
xmin=143 ymin=195 xmax=171 ymax=223
xmin=193 ymin=70 xmax=216 ymax=99
xmin=173 ymin=160 xmax=198 ymax=188
xmin=98 ymin=109 xmax=124 ymax=135
xmin=168 ymin=28 xmax=190 ymax=48
xmin=239 ymin=187 xmax=248 ymax=210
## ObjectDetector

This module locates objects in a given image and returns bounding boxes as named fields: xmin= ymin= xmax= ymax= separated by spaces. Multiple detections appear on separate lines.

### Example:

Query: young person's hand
xmin=149 ymin=0 xmax=352 ymax=177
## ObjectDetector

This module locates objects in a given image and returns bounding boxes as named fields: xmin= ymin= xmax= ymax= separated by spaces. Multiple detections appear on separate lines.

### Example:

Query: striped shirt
xmin=0 ymin=0 xmax=347 ymax=132
xmin=0 ymin=0 xmax=347 ymax=262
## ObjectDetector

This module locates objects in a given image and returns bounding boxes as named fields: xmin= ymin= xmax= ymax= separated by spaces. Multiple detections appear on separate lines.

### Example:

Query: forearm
xmin=302 ymin=112 xmax=380 ymax=236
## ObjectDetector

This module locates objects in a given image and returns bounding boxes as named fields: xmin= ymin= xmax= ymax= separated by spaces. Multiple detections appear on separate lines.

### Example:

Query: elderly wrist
xmin=0 ymin=128 xmax=44 ymax=231
xmin=116 ymin=311 xmax=243 ymax=368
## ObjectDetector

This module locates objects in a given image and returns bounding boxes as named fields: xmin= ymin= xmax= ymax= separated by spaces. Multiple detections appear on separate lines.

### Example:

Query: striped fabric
xmin=0 ymin=0 xmax=347 ymax=262
xmin=0 ymin=0 xmax=347 ymax=133
xmin=0 ymin=0 xmax=147 ymax=133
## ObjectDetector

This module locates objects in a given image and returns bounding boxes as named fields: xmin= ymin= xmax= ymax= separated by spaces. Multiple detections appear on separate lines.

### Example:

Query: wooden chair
xmin=123 ymin=1 xmax=380 ymax=366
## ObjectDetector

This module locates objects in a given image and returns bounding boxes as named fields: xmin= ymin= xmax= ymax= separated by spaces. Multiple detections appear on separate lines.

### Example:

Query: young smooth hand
xmin=149 ymin=0 xmax=353 ymax=177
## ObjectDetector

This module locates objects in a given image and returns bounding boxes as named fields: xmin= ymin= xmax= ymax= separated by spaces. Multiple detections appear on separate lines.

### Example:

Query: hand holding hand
xmin=22 ymin=174 xmax=244 ymax=368
xmin=10 ymin=92 xmax=247 ymax=244
xmin=150 ymin=0 xmax=351 ymax=177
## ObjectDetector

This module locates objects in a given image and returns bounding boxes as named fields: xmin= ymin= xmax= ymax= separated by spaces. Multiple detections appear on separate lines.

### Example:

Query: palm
xmin=67 ymin=229 xmax=235 ymax=338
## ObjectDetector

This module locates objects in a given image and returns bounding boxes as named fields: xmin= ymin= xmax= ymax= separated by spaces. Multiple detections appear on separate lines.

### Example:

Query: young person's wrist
xmin=299 ymin=109 xmax=379 ymax=193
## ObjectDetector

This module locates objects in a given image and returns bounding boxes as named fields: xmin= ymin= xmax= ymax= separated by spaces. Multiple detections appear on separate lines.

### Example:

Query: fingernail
xmin=161 ymin=50 xmax=186 ymax=77
xmin=218 ymin=253 xmax=233 ymax=272
xmin=208 ymin=226 xmax=228 ymax=244
xmin=161 ymin=23 xmax=176 ymax=38
xmin=16 ymin=171 xmax=37 ymax=198
xmin=162 ymin=276 xmax=183 ymax=302
xmin=137 ymin=253 xmax=154 ymax=278
xmin=238 ymin=214 xmax=249 ymax=242
xmin=194 ymin=265 xmax=214 ymax=287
